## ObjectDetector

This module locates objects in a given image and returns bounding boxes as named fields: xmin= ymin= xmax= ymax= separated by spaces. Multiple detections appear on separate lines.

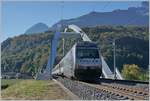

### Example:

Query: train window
xmin=77 ymin=49 xmax=99 ymax=58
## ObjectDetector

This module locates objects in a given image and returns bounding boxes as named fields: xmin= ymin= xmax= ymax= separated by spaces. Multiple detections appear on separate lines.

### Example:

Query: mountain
xmin=1 ymin=26 xmax=149 ymax=79
xmin=25 ymin=23 xmax=49 ymax=34
xmin=52 ymin=2 xmax=148 ymax=29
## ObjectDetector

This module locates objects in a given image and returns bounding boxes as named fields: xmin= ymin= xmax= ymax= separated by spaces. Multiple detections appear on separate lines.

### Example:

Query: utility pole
xmin=113 ymin=39 xmax=117 ymax=79
xmin=62 ymin=38 xmax=65 ymax=56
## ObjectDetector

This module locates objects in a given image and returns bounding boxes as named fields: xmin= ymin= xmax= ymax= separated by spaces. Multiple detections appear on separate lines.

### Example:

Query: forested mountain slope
xmin=1 ymin=26 xmax=149 ymax=77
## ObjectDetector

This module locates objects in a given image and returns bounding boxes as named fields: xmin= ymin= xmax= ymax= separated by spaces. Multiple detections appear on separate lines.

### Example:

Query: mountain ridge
xmin=25 ymin=22 xmax=49 ymax=34
xmin=51 ymin=2 xmax=148 ymax=29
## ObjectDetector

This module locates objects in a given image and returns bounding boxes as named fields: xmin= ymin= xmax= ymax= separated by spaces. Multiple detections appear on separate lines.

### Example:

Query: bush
xmin=122 ymin=64 xmax=149 ymax=81
xmin=122 ymin=64 xmax=141 ymax=80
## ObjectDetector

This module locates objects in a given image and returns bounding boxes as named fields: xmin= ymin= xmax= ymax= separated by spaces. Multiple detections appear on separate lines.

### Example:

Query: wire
xmin=92 ymin=1 xmax=110 ymax=12
xmin=60 ymin=1 xmax=64 ymax=30
xmin=101 ymin=1 xmax=111 ymax=11
xmin=127 ymin=15 xmax=144 ymax=25
xmin=126 ymin=2 xmax=148 ymax=25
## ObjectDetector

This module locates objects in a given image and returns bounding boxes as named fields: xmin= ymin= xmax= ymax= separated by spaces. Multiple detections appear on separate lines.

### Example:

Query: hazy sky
xmin=2 ymin=1 xmax=143 ymax=41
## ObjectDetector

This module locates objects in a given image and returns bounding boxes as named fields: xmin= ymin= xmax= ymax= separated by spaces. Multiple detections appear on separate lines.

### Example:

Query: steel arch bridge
xmin=36 ymin=24 xmax=123 ymax=80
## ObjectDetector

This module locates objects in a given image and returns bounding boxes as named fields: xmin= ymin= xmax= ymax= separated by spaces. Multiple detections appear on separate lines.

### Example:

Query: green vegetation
xmin=122 ymin=64 xmax=149 ymax=81
xmin=1 ymin=79 xmax=22 ymax=87
xmin=1 ymin=79 xmax=72 ymax=100
xmin=84 ymin=26 xmax=148 ymax=71
xmin=1 ymin=25 xmax=149 ymax=81
xmin=122 ymin=64 xmax=141 ymax=80
xmin=1 ymin=79 xmax=22 ymax=90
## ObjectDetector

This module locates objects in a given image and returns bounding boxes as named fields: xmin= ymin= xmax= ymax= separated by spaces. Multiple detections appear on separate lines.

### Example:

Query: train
xmin=52 ymin=41 xmax=102 ymax=81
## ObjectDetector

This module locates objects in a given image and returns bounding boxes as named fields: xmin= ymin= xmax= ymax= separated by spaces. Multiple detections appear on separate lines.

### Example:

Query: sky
xmin=1 ymin=1 xmax=143 ymax=42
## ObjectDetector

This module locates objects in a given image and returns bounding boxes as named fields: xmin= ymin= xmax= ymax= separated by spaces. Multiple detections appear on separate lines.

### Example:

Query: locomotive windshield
xmin=77 ymin=48 xmax=99 ymax=59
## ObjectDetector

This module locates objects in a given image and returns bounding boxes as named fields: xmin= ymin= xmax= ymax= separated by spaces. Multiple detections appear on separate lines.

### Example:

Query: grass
xmin=1 ymin=79 xmax=73 ymax=100
xmin=1 ymin=79 xmax=22 ymax=90
xmin=1 ymin=79 xmax=22 ymax=86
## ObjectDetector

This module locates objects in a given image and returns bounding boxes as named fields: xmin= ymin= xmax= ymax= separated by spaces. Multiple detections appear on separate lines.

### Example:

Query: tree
xmin=139 ymin=69 xmax=149 ymax=81
xmin=122 ymin=64 xmax=141 ymax=80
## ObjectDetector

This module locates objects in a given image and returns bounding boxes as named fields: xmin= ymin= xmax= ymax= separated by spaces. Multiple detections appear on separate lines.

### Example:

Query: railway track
xmin=100 ymin=83 xmax=149 ymax=99
xmin=55 ymin=76 xmax=149 ymax=100
xmin=83 ymin=82 xmax=149 ymax=100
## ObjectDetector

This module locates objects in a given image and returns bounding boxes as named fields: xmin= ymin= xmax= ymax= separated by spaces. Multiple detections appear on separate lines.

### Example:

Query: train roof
xmin=76 ymin=41 xmax=98 ymax=47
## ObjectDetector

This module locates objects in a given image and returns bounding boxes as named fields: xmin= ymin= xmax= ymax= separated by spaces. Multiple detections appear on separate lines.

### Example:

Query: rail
xmin=55 ymin=76 xmax=149 ymax=100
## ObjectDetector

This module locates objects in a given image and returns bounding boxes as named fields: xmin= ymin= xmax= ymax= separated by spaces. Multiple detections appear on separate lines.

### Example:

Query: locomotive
xmin=52 ymin=41 xmax=102 ymax=80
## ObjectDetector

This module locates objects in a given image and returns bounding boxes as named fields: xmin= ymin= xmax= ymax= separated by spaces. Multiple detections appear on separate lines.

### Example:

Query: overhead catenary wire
xmin=98 ymin=1 xmax=144 ymax=25
xmin=101 ymin=1 xmax=111 ymax=11
xmin=60 ymin=1 xmax=65 ymax=57
xmin=60 ymin=1 xmax=64 ymax=30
